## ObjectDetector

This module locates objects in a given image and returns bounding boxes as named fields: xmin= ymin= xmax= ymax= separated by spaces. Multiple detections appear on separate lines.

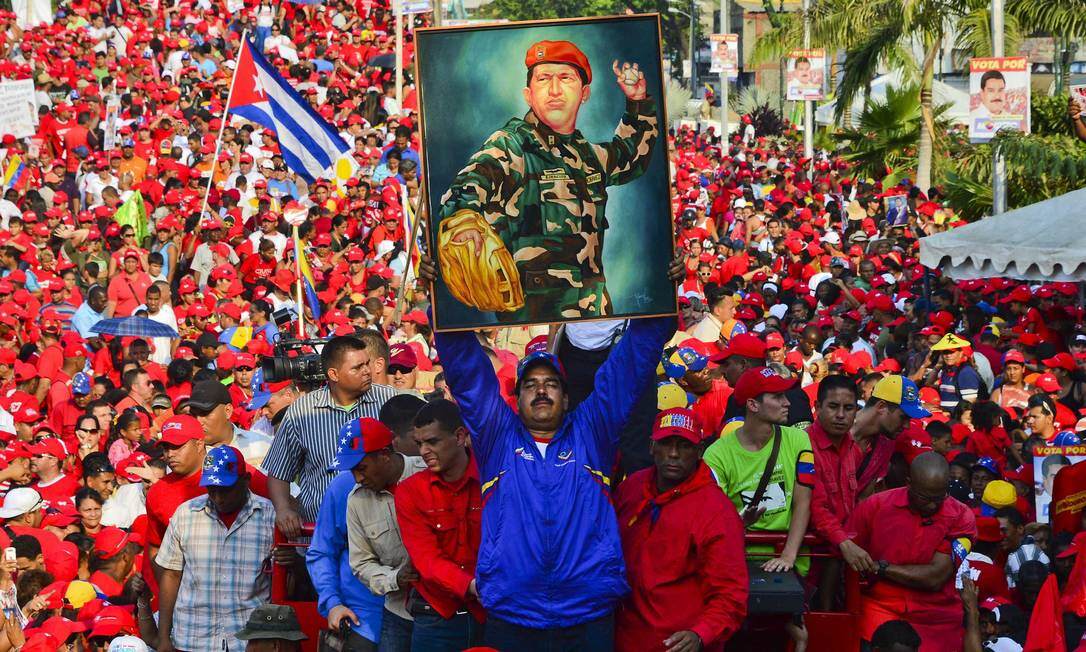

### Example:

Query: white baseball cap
xmin=0 ymin=487 xmax=43 ymax=519
xmin=109 ymin=636 xmax=150 ymax=652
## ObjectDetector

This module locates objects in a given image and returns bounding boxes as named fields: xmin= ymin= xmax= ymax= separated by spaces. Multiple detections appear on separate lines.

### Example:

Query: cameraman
xmin=263 ymin=335 xmax=397 ymax=536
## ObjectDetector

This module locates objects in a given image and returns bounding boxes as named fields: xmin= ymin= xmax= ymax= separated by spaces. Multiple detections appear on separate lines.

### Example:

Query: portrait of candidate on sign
xmin=968 ymin=56 xmax=1030 ymax=142
xmin=415 ymin=15 xmax=676 ymax=331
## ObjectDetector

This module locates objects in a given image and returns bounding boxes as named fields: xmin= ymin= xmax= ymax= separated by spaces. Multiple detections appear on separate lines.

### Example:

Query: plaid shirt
xmin=156 ymin=493 xmax=276 ymax=652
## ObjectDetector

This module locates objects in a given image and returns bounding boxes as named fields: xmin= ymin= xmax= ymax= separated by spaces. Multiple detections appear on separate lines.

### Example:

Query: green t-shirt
xmin=703 ymin=425 xmax=815 ymax=572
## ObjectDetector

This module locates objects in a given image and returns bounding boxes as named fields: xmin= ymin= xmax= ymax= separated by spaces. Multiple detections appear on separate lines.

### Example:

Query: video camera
xmin=261 ymin=337 xmax=328 ymax=389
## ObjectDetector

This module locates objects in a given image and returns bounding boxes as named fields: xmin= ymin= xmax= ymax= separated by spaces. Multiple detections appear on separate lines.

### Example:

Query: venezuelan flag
xmin=293 ymin=230 xmax=322 ymax=321
xmin=951 ymin=537 xmax=972 ymax=564
xmin=2 ymin=155 xmax=25 ymax=191
xmin=796 ymin=450 xmax=815 ymax=487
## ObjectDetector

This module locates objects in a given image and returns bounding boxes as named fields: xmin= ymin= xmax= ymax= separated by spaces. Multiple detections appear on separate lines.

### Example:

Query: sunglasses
xmin=235 ymin=366 xmax=255 ymax=372
xmin=389 ymin=365 xmax=414 ymax=375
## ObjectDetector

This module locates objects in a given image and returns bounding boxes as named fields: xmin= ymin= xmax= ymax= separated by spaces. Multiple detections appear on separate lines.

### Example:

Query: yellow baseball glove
xmin=437 ymin=210 xmax=525 ymax=312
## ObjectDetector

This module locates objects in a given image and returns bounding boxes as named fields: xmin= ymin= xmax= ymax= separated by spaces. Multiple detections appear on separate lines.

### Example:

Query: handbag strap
xmin=747 ymin=424 xmax=782 ymax=515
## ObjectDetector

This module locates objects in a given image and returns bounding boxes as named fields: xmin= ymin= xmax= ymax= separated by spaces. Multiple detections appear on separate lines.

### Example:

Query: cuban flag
xmin=228 ymin=39 xmax=357 ymax=184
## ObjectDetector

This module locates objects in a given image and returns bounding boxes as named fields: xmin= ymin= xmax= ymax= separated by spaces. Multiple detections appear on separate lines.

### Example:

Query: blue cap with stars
xmin=71 ymin=372 xmax=91 ymax=396
xmin=328 ymin=418 xmax=395 ymax=472
xmin=200 ymin=445 xmax=245 ymax=487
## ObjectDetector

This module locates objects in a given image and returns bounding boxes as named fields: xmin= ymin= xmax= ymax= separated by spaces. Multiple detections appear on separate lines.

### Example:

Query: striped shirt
xmin=156 ymin=493 xmax=276 ymax=652
xmin=263 ymin=383 xmax=397 ymax=521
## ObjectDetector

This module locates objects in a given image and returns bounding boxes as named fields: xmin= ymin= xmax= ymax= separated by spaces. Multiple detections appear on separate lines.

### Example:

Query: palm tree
xmin=834 ymin=83 xmax=951 ymax=183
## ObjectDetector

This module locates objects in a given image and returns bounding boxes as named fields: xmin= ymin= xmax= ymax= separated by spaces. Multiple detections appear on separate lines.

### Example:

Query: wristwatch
xmin=876 ymin=560 xmax=889 ymax=577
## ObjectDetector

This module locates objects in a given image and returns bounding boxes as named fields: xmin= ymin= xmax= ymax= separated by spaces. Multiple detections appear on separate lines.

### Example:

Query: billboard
xmin=968 ymin=56 xmax=1030 ymax=142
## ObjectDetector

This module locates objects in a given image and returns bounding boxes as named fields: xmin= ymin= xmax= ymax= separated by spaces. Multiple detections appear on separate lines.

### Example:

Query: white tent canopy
xmin=919 ymin=186 xmax=1086 ymax=282
xmin=815 ymin=70 xmax=970 ymax=126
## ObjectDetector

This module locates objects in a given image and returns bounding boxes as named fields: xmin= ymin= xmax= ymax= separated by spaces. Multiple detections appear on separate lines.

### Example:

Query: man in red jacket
xmin=614 ymin=407 xmax=748 ymax=652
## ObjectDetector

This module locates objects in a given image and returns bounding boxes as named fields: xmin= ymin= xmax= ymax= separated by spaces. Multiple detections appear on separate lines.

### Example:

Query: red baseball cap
xmin=159 ymin=415 xmax=204 ymax=446
xmin=731 ymin=366 xmax=796 ymax=405
xmin=234 ymin=352 xmax=257 ymax=369
xmin=1004 ymin=350 xmax=1026 ymax=365
xmin=1035 ymin=372 xmax=1061 ymax=393
xmin=764 ymin=332 xmax=785 ymax=350
xmin=651 ymin=407 xmax=703 ymax=444
xmin=30 ymin=437 xmax=67 ymax=459
xmin=93 ymin=527 xmax=141 ymax=559
xmin=710 ymin=333 xmax=767 ymax=363
xmin=1042 ymin=352 xmax=1076 ymax=372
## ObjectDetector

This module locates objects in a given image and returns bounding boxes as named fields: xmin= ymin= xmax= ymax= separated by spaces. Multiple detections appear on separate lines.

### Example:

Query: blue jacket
xmin=306 ymin=472 xmax=384 ymax=642
xmin=435 ymin=316 xmax=674 ymax=628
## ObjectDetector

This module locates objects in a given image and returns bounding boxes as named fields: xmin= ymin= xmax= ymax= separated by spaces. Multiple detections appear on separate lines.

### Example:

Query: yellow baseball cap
xmin=871 ymin=375 xmax=930 ymax=419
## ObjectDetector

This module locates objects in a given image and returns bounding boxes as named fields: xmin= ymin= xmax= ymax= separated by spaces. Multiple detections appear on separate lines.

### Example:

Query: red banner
xmin=1052 ymin=459 xmax=1086 ymax=535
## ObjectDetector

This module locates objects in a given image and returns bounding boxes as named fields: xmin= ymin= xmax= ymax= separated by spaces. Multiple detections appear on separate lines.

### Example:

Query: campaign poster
xmin=968 ymin=56 xmax=1030 ymax=142
xmin=1033 ymin=445 xmax=1086 ymax=523
xmin=0 ymin=80 xmax=39 ymax=139
xmin=785 ymin=49 xmax=825 ymax=101
xmin=709 ymin=34 xmax=739 ymax=79
xmin=416 ymin=15 xmax=677 ymax=331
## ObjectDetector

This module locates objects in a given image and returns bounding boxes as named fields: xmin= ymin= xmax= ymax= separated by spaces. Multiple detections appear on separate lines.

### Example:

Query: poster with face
xmin=785 ymin=49 xmax=825 ymax=101
xmin=416 ymin=15 xmax=676 ymax=331
xmin=969 ymin=56 xmax=1030 ymax=142
xmin=709 ymin=34 xmax=739 ymax=78
xmin=1034 ymin=445 xmax=1086 ymax=522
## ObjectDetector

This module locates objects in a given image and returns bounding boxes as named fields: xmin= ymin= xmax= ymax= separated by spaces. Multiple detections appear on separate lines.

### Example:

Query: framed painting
xmin=415 ymin=14 xmax=677 ymax=331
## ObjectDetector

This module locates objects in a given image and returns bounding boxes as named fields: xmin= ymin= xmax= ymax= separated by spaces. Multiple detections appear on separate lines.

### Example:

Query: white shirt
xmin=564 ymin=320 xmax=626 ymax=351
xmin=146 ymin=305 xmax=178 ymax=365
xmin=100 ymin=482 xmax=147 ymax=528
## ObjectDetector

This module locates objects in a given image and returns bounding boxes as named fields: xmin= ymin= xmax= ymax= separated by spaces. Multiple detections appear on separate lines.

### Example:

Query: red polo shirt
xmin=848 ymin=488 xmax=976 ymax=651
xmin=394 ymin=456 xmax=484 ymax=622
xmin=807 ymin=421 xmax=863 ymax=547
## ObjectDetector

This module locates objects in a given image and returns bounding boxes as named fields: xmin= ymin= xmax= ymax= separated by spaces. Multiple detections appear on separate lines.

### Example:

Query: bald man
xmin=847 ymin=452 xmax=977 ymax=652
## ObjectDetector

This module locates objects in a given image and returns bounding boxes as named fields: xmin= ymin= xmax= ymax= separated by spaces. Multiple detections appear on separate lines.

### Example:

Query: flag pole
xmin=198 ymin=30 xmax=249 ymax=221
xmin=390 ymin=190 xmax=427 ymax=325
xmin=293 ymin=224 xmax=305 ymax=339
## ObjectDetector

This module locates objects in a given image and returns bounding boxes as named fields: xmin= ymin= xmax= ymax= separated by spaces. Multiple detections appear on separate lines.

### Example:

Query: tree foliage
xmin=940 ymin=95 xmax=1086 ymax=221
xmin=833 ymin=83 xmax=950 ymax=184
xmin=478 ymin=0 xmax=694 ymax=67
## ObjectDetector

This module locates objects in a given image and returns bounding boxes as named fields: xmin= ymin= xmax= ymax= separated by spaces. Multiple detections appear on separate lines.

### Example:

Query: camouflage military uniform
xmin=438 ymin=97 xmax=659 ymax=323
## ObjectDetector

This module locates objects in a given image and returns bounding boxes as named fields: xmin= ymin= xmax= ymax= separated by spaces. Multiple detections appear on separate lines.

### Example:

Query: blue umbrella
xmin=90 ymin=317 xmax=179 ymax=338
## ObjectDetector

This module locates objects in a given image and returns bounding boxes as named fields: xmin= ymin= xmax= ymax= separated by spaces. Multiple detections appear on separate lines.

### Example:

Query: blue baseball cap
xmin=200 ymin=446 xmax=245 ymax=487
xmin=71 ymin=372 xmax=91 ymax=396
xmin=328 ymin=418 xmax=394 ymax=472
xmin=661 ymin=347 xmax=709 ymax=379
xmin=870 ymin=375 xmax=930 ymax=419
xmin=971 ymin=456 xmax=1001 ymax=478
xmin=515 ymin=351 xmax=566 ymax=392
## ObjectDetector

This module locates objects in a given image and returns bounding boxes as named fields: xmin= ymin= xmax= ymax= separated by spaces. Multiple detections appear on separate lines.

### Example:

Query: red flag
xmin=1023 ymin=575 xmax=1066 ymax=652
xmin=1062 ymin=532 xmax=1086 ymax=618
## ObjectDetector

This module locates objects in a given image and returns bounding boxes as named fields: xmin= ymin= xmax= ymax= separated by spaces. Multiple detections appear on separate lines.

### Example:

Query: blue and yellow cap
xmin=871 ymin=375 xmax=930 ymax=419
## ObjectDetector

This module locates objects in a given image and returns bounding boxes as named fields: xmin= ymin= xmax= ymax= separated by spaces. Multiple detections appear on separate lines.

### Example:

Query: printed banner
xmin=0 ymin=80 xmax=38 ymax=139
xmin=709 ymin=34 xmax=739 ymax=78
xmin=968 ymin=56 xmax=1030 ymax=142
xmin=1033 ymin=445 xmax=1086 ymax=523
xmin=785 ymin=49 xmax=824 ymax=101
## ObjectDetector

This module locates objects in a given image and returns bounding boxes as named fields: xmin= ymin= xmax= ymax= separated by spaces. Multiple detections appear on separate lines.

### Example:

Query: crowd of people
xmin=0 ymin=0 xmax=1086 ymax=650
